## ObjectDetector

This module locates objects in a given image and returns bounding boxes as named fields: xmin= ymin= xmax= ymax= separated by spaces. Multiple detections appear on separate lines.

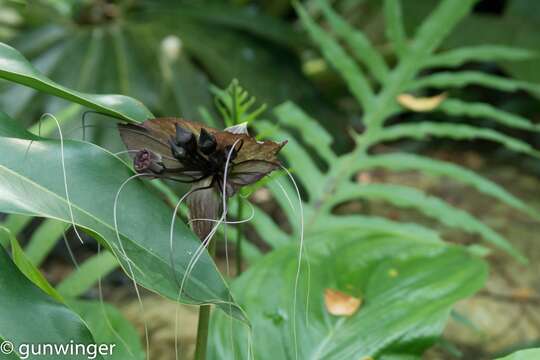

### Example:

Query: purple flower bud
xmin=134 ymin=149 xmax=164 ymax=174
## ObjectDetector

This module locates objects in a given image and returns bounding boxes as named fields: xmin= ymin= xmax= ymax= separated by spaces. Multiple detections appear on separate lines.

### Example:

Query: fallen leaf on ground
xmin=397 ymin=93 xmax=447 ymax=112
xmin=324 ymin=288 xmax=362 ymax=316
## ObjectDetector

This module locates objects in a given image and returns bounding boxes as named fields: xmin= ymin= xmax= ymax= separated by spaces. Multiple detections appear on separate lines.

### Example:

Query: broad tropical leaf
xmin=210 ymin=234 xmax=487 ymax=359
xmin=0 ymin=42 xmax=153 ymax=123
xmin=0 ymin=111 xmax=245 ymax=321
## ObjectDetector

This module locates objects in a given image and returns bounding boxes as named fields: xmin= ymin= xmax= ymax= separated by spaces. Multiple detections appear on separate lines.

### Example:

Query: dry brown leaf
xmin=396 ymin=93 xmax=447 ymax=112
xmin=324 ymin=288 xmax=362 ymax=316
xmin=511 ymin=287 xmax=536 ymax=301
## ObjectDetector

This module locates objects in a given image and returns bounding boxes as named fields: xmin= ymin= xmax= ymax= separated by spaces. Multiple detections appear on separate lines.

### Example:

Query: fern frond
xmin=295 ymin=2 xmax=374 ymax=112
xmin=347 ymin=153 xmax=540 ymax=220
xmin=383 ymin=0 xmax=407 ymax=57
xmin=326 ymin=183 xmax=525 ymax=263
xmin=315 ymin=0 xmax=389 ymax=83
xmin=274 ymin=101 xmax=336 ymax=164
xmin=408 ymin=71 xmax=540 ymax=97
xmin=210 ymin=79 xmax=266 ymax=126
xmin=363 ymin=0 xmax=478 ymax=126
xmin=373 ymin=122 xmax=540 ymax=158
xmin=439 ymin=98 xmax=540 ymax=132
xmin=425 ymin=45 xmax=538 ymax=68
xmin=312 ymin=214 xmax=442 ymax=243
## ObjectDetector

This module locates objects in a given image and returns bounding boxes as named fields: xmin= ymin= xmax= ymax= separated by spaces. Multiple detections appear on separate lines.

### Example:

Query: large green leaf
xmin=0 ymin=112 xmax=245 ymax=321
xmin=0 ymin=246 xmax=101 ymax=360
xmin=0 ymin=42 xmax=153 ymax=123
xmin=209 ymin=234 xmax=487 ymax=359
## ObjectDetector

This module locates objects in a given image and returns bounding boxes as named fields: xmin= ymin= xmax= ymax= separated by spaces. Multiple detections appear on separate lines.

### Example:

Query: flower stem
xmin=194 ymin=239 xmax=217 ymax=360
xmin=235 ymin=198 xmax=244 ymax=275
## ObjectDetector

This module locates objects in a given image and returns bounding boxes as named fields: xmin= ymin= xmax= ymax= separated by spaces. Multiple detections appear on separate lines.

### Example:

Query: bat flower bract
xmin=118 ymin=118 xmax=286 ymax=239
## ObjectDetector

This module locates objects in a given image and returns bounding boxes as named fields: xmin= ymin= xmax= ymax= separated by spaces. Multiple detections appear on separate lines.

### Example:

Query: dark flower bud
xmin=198 ymin=128 xmax=217 ymax=155
xmin=175 ymin=124 xmax=196 ymax=152
xmin=169 ymin=138 xmax=187 ymax=160
xmin=134 ymin=149 xmax=164 ymax=174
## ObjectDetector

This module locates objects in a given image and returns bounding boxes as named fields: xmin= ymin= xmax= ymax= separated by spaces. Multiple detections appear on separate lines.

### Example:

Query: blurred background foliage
xmin=0 ymin=0 xmax=540 ymax=359
xmin=1 ymin=0 xmax=540 ymax=151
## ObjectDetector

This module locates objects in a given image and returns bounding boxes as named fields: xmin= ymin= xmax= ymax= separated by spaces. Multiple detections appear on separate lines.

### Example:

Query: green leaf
xmin=66 ymin=299 xmax=145 ymax=360
xmin=315 ymin=0 xmax=388 ymax=83
xmin=384 ymin=0 xmax=407 ymax=57
xmin=0 ymin=226 xmax=63 ymax=302
xmin=0 ymin=114 xmax=245 ymax=321
xmin=0 ymin=246 xmax=101 ymax=359
xmin=57 ymin=251 xmax=118 ymax=298
xmin=372 ymin=122 xmax=540 ymax=159
xmin=209 ymin=234 xmax=487 ymax=359
xmin=325 ymin=183 xmax=525 ymax=263
xmin=0 ymin=42 xmax=153 ymax=123
xmin=438 ymin=98 xmax=540 ymax=132
xmin=408 ymin=71 xmax=540 ymax=97
xmin=295 ymin=2 xmax=374 ymax=113
xmin=497 ymin=349 xmax=540 ymax=360
xmin=426 ymin=45 xmax=539 ymax=68
xmin=348 ymin=153 xmax=540 ymax=220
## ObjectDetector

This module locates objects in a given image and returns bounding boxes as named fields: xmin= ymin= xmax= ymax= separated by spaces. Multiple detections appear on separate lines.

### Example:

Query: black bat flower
xmin=118 ymin=118 xmax=286 ymax=239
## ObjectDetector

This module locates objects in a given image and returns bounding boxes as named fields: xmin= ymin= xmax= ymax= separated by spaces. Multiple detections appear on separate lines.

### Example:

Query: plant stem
xmin=194 ymin=239 xmax=217 ymax=360
xmin=235 ymin=198 xmax=244 ymax=275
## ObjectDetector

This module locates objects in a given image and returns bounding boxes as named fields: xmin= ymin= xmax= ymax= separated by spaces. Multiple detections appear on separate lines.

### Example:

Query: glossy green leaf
xmin=0 ymin=246 xmax=101 ymax=360
xmin=0 ymin=42 xmax=153 ymax=123
xmin=0 ymin=113 xmax=245 ymax=321
xmin=209 ymin=234 xmax=487 ymax=359
xmin=66 ymin=299 xmax=145 ymax=360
